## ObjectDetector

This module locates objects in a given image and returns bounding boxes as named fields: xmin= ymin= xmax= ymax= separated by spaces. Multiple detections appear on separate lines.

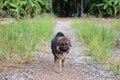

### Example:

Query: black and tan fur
xmin=51 ymin=32 xmax=71 ymax=72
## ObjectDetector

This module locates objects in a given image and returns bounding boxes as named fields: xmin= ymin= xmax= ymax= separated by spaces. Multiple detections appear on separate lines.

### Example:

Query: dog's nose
xmin=63 ymin=46 xmax=67 ymax=51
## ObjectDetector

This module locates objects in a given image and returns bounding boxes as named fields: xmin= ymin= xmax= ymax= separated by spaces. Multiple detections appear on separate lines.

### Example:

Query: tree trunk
xmin=81 ymin=0 xmax=83 ymax=16
xmin=50 ymin=0 xmax=53 ymax=14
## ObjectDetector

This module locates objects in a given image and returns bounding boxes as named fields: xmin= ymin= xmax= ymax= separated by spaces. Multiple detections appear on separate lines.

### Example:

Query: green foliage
xmin=0 ymin=0 xmax=120 ymax=18
xmin=0 ymin=15 xmax=55 ymax=63
xmin=97 ymin=0 xmax=120 ymax=17
xmin=71 ymin=20 xmax=115 ymax=63
xmin=84 ymin=0 xmax=102 ymax=17
xmin=0 ymin=0 xmax=51 ymax=19
xmin=83 ymin=0 xmax=120 ymax=17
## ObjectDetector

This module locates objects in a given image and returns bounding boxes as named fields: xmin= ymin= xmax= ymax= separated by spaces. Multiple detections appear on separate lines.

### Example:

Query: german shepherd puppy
xmin=51 ymin=32 xmax=71 ymax=72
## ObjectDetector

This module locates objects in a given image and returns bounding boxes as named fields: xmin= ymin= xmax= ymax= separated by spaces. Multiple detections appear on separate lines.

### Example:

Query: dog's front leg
xmin=62 ymin=58 xmax=65 ymax=67
xmin=54 ymin=58 xmax=62 ymax=73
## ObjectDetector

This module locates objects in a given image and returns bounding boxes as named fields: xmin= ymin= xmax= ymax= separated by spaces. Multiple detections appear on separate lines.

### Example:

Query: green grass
xmin=0 ymin=15 xmax=56 ymax=63
xmin=109 ymin=64 xmax=120 ymax=75
xmin=71 ymin=19 xmax=120 ymax=74
xmin=109 ymin=20 xmax=120 ymax=75
xmin=71 ymin=20 xmax=115 ymax=63
xmin=111 ymin=21 xmax=120 ymax=31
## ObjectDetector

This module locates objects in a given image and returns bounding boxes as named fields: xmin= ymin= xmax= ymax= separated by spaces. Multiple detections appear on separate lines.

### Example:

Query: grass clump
xmin=71 ymin=20 xmax=115 ymax=63
xmin=111 ymin=21 xmax=120 ymax=31
xmin=89 ymin=28 xmax=115 ymax=63
xmin=0 ymin=15 xmax=56 ymax=63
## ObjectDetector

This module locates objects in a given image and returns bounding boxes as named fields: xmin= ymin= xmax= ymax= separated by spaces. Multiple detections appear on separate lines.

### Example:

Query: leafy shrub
xmin=0 ymin=0 xmax=51 ymax=19
xmin=97 ymin=0 xmax=120 ymax=17
xmin=84 ymin=0 xmax=120 ymax=17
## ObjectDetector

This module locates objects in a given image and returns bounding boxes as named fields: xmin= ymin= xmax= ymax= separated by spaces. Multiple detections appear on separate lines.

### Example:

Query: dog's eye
xmin=57 ymin=43 xmax=61 ymax=46
xmin=65 ymin=43 xmax=68 ymax=45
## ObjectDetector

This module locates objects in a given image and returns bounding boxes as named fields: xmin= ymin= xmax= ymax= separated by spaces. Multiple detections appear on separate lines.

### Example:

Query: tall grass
xmin=111 ymin=21 xmax=120 ymax=31
xmin=71 ymin=20 xmax=115 ymax=63
xmin=71 ymin=19 xmax=120 ymax=74
xmin=0 ymin=15 xmax=56 ymax=63
xmin=109 ymin=20 xmax=120 ymax=74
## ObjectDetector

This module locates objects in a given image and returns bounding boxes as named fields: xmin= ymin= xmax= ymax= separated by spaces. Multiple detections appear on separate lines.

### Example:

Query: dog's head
xmin=57 ymin=37 xmax=71 ymax=57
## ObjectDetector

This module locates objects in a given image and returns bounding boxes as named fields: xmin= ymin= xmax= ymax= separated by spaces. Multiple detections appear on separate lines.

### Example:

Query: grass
xmin=108 ymin=19 xmax=120 ymax=74
xmin=109 ymin=63 xmax=120 ymax=75
xmin=71 ymin=19 xmax=118 ymax=72
xmin=111 ymin=21 xmax=120 ymax=31
xmin=71 ymin=20 xmax=115 ymax=62
xmin=0 ymin=15 xmax=56 ymax=63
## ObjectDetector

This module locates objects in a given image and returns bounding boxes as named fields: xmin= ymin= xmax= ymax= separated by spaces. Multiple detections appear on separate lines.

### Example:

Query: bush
xmin=84 ymin=0 xmax=120 ymax=17
xmin=0 ymin=0 xmax=51 ymax=19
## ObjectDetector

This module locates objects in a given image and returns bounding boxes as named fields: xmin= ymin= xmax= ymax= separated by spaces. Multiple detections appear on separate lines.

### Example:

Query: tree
xmin=81 ymin=0 xmax=83 ymax=16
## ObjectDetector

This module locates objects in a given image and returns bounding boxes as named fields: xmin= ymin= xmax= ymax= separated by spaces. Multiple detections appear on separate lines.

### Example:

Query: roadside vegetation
xmin=0 ymin=0 xmax=120 ymax=18
xmin=0 ymin=0 xmax=52 ymax=19
xmin=71 ymin=19 xmax=120 ymax=74
xmin=0 ymin=15 xmax=56 ymax=63
xmin=111 ymin=21 xmax=120 ymax=31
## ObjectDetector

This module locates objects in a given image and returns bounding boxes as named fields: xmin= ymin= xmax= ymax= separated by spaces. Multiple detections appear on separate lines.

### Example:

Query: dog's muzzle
xmin=60 ymin=46 xmax=68 ymax=52
xmin=59 ymin=45 xmax=69 ymax=57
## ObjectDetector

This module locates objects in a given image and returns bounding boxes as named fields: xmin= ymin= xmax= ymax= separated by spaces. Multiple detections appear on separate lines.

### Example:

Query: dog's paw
xmin=62 ymin=64 xmax=64 ymax=67
xmin=54 ymin=67 xmax=62 ymax=73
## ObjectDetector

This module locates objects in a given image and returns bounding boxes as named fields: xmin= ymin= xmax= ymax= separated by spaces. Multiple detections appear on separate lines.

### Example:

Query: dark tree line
xmin=0 ymin=0 xmax=120 ymax=18
xmin=52 ymin=0 xmax=120 ymax=17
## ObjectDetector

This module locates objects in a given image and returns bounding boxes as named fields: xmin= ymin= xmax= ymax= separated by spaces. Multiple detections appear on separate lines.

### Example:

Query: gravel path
xmin=0 ymin=19 xmax=119 ymax=80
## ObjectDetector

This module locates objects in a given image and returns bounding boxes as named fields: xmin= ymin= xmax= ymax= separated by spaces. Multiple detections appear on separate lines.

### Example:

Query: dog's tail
xmin=55 ymin=32 xmax=64 ymax=37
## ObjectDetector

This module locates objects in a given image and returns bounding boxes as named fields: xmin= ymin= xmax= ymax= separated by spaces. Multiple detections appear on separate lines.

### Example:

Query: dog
xmin=51 ymin=32 xmax=71 ymax=72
